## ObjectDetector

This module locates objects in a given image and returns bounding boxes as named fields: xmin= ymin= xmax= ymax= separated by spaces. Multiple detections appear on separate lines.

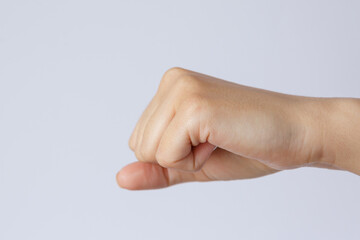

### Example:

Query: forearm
xmin=316 ymin=98 xmax=360 ymax=174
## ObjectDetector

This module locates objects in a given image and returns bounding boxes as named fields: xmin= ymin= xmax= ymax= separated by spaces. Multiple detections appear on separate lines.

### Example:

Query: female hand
xmin=117 ymin=67 xmax=360 ymax=190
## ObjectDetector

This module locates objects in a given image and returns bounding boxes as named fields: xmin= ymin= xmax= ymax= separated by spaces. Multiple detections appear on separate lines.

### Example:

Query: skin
xmin=117 ymin=67 xmax=360 ymax=190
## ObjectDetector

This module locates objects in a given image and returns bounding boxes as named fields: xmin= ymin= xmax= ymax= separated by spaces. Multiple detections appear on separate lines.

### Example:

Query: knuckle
xmin=134 ymin=149 xmax=144 ymax=162
xmin=175 ymin=74 xmax=202 ymax=92
xmin=135 ymin=142 xmax=148 ymax=162
xmin=138 ymin=146 xmax=152 ymax=162
xmin=128 ymin=137 xmax=135 ymax=151
xmin=155 ymin=152 xmax=172 ymax=168
xmin=178 ymin=95 xmax=213 ymax=143
xmin=163 ymin=67 xmax=186 ymax=79
xmin=128 ymin=126 xmax=139 ymax=151
xmin=141 ymin=142 xmax=156 ymax=162
xmin=160 ymin=67 xmax=187 ymax=86
xmin=173 ymin=76 xmax=207 ymax=107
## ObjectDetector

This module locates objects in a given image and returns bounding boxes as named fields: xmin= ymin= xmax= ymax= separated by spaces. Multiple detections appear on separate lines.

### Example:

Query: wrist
xmin=313 ymin=98 xmax=360 ymax=174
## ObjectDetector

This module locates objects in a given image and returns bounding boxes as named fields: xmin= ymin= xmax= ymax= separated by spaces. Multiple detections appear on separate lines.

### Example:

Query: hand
xmin=117 ymin=67 xmax=360 ymax=190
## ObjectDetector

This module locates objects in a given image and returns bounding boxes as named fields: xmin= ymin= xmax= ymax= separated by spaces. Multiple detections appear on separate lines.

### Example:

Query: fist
xmin=118 ymin=67 xmax=323 ymax=190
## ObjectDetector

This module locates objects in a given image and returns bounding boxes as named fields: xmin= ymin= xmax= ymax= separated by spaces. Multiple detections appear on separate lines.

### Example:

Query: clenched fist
xmin=117 ymin=67 xmax=360 ymax=190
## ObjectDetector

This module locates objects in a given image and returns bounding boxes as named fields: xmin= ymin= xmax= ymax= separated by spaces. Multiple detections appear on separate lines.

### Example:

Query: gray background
xmin=1 ymin=0 xmax=359 ymax=239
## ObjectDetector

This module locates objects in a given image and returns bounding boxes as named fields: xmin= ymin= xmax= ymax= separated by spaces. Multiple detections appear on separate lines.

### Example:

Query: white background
xmin=1 ymin=1 xmax=360 ymax=239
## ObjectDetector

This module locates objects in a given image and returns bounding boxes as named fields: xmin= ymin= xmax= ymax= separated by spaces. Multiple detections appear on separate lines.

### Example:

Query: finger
xmin=129 ymin=68 xmax=184 ymax=153
xmin=117 ymin=148 xmax=278 ymax=190
xmin=136 ymin=100 xmax=175 ymax=162
xmin=134 ymin=103 xmax=159 ymax=160
xmin=128 ymin=95 xmax=159 ymax=152
xmin=128 ymin=120 xmax=140 ymax=151
xmin=155 ymin=109 xmax=215 ymax=171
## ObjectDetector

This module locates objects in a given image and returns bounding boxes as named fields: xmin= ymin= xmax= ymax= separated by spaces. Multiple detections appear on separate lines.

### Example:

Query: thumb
xmin=117 ymin=148 xmax=278 ymax=190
